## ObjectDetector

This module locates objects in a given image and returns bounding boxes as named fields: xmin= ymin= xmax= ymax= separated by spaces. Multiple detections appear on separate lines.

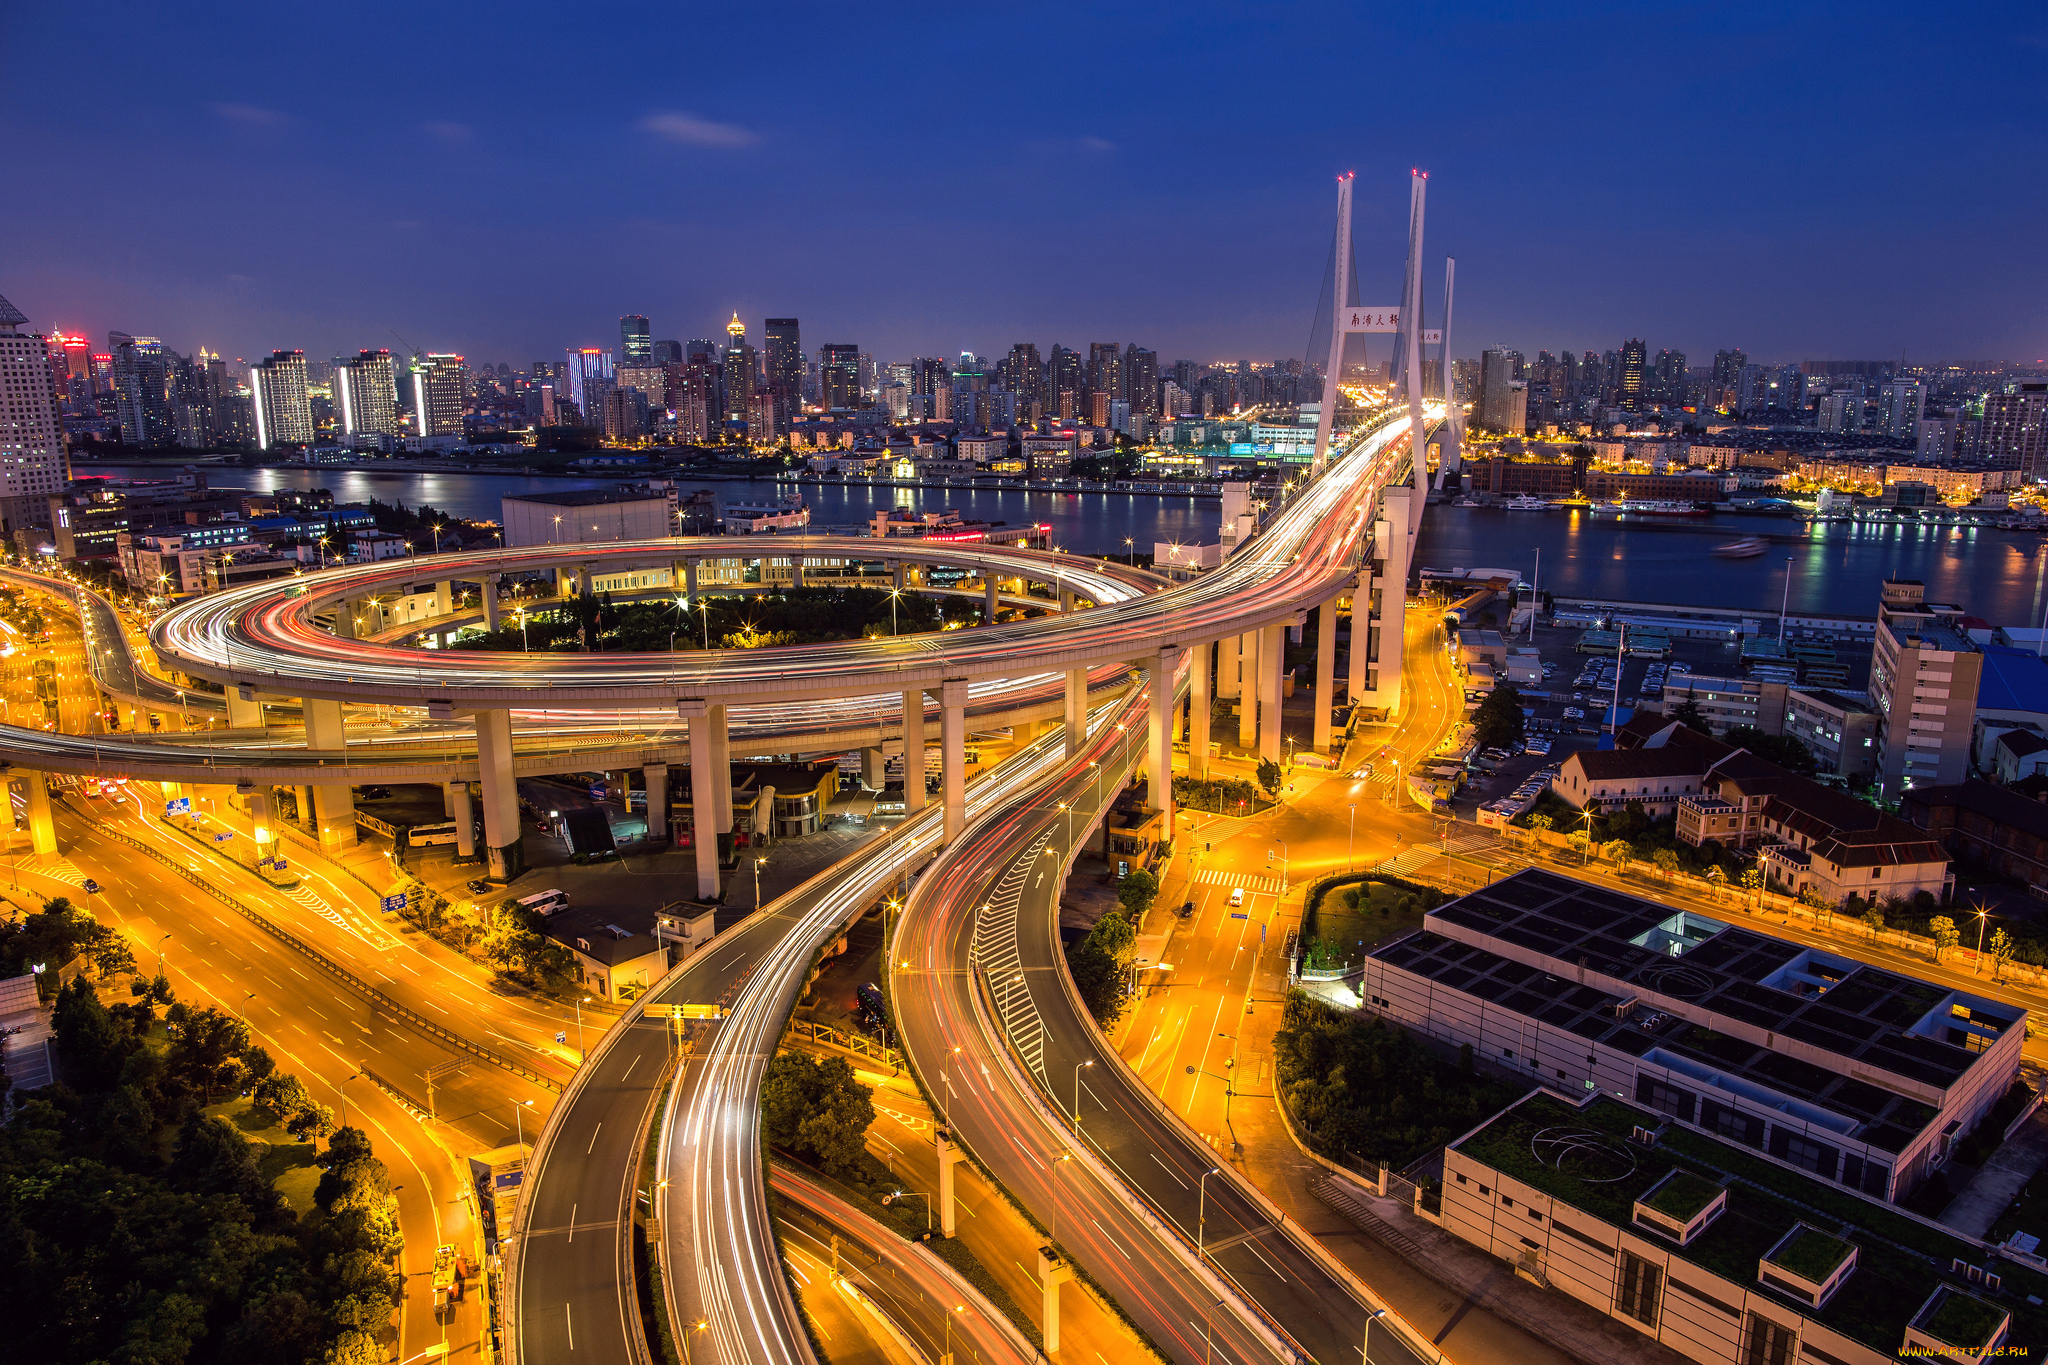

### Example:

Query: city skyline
xmin=4 ymin=4 xmax=2044 ymax=366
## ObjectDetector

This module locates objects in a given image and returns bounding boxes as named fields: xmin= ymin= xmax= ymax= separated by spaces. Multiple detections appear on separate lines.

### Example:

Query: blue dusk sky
xmin=1 ymin=1 xmax=2041 ymax=370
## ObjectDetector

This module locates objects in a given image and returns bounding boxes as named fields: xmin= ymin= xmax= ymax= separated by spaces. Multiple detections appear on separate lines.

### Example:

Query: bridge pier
xmin=1058 ymin=586 xmax=1075 ymax=613
xmin=1147 ymin=647 xmax=1178 ymax=826
xmin=1347 ymin=570 xmax=1370 ymax=702
xmin=983 ymin=576 xmax=998 ymax=623
xmin=681 ymin=701 xmax=720 ymax=898
xmin=576 ymin=564 xmax=592 ymax=597
xmin=892 ymin=561 xmax=906 ymax=591
xmin=303 ymin=699 xmax=357 ymax=850
xmin=434 ymin=580 xmax=453 ymax=616
xmin=1257 ymin=622 xmax=1284 ymax=766
xmin=448 ymin=780 xmax=476 ymax=859
xmin=901 ymin=690 xmax=927 ymax=811
xmin=1188 ymin=640 xmax=1212 ymax=777
xmin=225 ymin=686 xmax=262 ymax=729
xmin=1374 ymin=487 xmax=1412 ymax=715
xmin=1216 ymin=632 xmax=1241 ymax=700
xmin=475 ymin=707 xmax=522 ymax=880
xmin=481 ymin=574 xmax=501 ymax=631
xmin=19 ymin=774 xmax=56 ymax=855
xmin=939 ymin=679 xmax=967 ymax=847
xmin=708 ymin=703 xmax=732 ymax=835
xmin=682 ymin=559 xmax=699 ymax=600
xmin=1038 ymin=1248 xmax=1074 ymax=1353
xmin=789 ymin=557 xmax=805 ymax=589
xmin=292 ymin=784 xmax=314 ymax=831
xmin=1314 ymin=596 xmax=1338 ymax=753
xmin=937 ymin=1130 xmax=964 ymax=1237
xmin=1237 ymin=631 xmax=1259 ymax=749
xmin=644 ymin=763 xmax=669 ymax=843
xmin=860 ymin=746 xmax=885 ymax=791
xmin=1062 ymin=668 xmax=1087 ymax=758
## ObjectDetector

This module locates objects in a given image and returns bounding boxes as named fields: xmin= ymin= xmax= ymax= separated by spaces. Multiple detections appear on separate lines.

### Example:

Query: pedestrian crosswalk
xmin=971 ymin=828 xmax=1054 ymax=1081
xmin=1374 ymin=830 xmax=1501 ymax=880
xmin=1192 ymin=869 xmax=1288 ymax=896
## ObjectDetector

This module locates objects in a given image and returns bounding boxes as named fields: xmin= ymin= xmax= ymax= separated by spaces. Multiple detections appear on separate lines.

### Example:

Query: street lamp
xmin=1198 ymin=1166 xmax=1220 ymax=1263
xmin=1073 ymin=1058 xmax=1094 ymax=1141
xmin=889 ymin=588 xmax=900 ymax=636
xmin=1048 ymin=1151 xmax=1072 ymax=1246
xmin=753 ymin=855 xmax=767 ymax=909
xmin=1348 ymin=803 xmax=1357 ymax=869
xmin=511 ymin=1097 xmax=535 ymax=1147
xmin=338 ymin=1067 xmax=364 ymax=1128
xmin=1975 ymin=903 xmax=1991 ymax=973
xmin=884 ymin=1188 xmax=933 ymax=1235
xmin=1361 ymin=1306 xmax=1387 ymax=1364
xmin=681 ymin=1319 xmax=708 ymax=1365
xmin=575 ymin=995 xmax=591 ymax=1060
xmin=940 ymin=1044 xmax=961 ymax=1125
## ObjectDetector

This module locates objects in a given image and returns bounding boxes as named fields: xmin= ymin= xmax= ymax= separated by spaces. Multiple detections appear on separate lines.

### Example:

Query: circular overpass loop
xmin=152 ymin=408 xmax=1430 ymax=713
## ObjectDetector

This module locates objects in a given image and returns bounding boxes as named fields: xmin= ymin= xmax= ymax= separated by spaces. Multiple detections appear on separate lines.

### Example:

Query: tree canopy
xmin=1471 ymin=684 xmax=1526 ymax=752
xmin=761 ymin=1051 xmax=876 ymax=1178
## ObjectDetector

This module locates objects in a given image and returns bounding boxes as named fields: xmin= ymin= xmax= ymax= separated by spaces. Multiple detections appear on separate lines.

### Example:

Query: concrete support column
xmin=1237 ymin=631 xmax=1259 ymax=749
xmin=435 ymin=580 xmax=453 ymax=616
xmin=684 ymin=559 xmax=700 ymax=599
xmin=1058 ymin=586 xmax=1075 ymax=613
xmin=292 ymin=785 xmax=314 ymax=830
xmin=861 ymin=747 xmax=886 ymax=790
xmin=475 ymin=707 xmax=522 ymax=880
xmin=1258 ymin=623 xmax=1284 ymax=765
xmin=937 ymin=1133 xmax=964 ymax=1237
xmin=1347 ymin=569 xmax=1372 ymax=702
xmin=442 ymin=781 xmax=459 ymax=817
xmin=22 ymin=774 xmax=56 ymax=855
xmin=789 ymin=557 xmax=805 ymax=589
xmin=576 ymin=564 xmax=592 ymax=596
xmin=1063 ymin=668 xmax=1088 ymax=758
xmin=1147 ymin=648 xmax=1179 ymax=827
xmin=1376 ymin=487 xmax=1413 ymax=716
xmin=303 ymin=698 xmax=357 ymax=850
xmin=644 ymin=763 xmax=669 ymax=843
xmin=939 ymin=680 xmax=968 ymax=847
xmin=984 ymin=577 xmax=998 ymax=624
xmin=892 ymin=560 xmax=906 ymax=591
xmin=1188 ymin=640 xmax=1212 ymax=778
xmin=1038 ymin=1249 xmax=1074 ymax=1354
xmin=681 ymin=702 xmax=719 ymax=899
xmin=449 ymin=781 xmax=476 ymax=859
xmin=481 ymin=574 xmax=501 ymax=631
xmin=225 ymin=686 xmax=262 ymax=729
xmin=335 ymin=599 xmax=358 ymax=640
xmin=901 ymin=690 xmax=927 ymax=811
xmin=1216 ymin=632 xmax=1241 ymax=700
xmin=1314 ymin=596 xmax=1339 ymax=754
xmin=708 ymin=703 xmax=732 ymax=833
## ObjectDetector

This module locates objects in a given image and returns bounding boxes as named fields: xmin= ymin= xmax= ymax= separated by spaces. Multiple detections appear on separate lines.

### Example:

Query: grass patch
xmin=1767 ymin=1225 xmax=1852 ymax=1281
xmin=1642 ymin=1170 xmax=1722 ymax=1222
xmin=1298 ymin=875 xmax=1441 ymax=970
xmin=203 ymin=1096 xmax=321 ymax=1213
xmin=1925 ymin=1288 xmax=2009 ymax=1350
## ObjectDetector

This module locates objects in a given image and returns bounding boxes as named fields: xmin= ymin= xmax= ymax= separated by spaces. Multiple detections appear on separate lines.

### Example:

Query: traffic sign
xmin=380 ymin=893 xmax=407 ymax=914
xmin=589 ymin=783 xmax=606 ymax=801
xmin=648 ymin=1003 xmax=723 ymax=1020
xmin=164 ymin=797 xmax=190 ymax=815
xmin=555 ymin=1031 xmax=568 ymax=1045
xmin=1229 ymin=911 xmax=1249 ymax=920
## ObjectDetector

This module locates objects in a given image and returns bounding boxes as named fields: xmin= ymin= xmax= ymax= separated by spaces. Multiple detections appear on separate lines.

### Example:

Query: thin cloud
xmin=637 ymin=110 xmax=759 ymax=148
xmin=210 ymin=102 xmax=284 ymax=126
xmin=423 ymin=120 xmax=473 ymax=146
xmin=1077 ymin=135 xmax=1116 ymax=154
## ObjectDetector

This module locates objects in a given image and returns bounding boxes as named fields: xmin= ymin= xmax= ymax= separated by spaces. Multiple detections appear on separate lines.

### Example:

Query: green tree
xmin=760 ymin=1052 xmax=876 ymax=1178
xmin=1723 ymin=725 xmax=1818 ymax=777
xmin=1527 ymin=813 xmax=1553 ymax=833
xmin=1929 ymin=914 xmax=1959 ymax=962
xmin=1566 ymin=829 xmax=1590 ymax=857
xmin=1255 ymin=757 xmax=1284 ymax=798
xmin=1066 ymin=910 xmax=1136 ymax=1023
xmin=1471 ymin=684 xmax=1526 ymax=752
xmin=1861 ymin=905 xmax=1886 ymax=940
xmin=1117 ymin=869 xmax=1159 ymax=918
xmin=1652 ymin=849 xmax=1681 ymax=880
xmin=1669 ymin=691 xmax=1712 ymax=735
xmin=1601 ymin=839 xmax=1634 ymax=874
xmin=480 ymin=903 xmax=579 ymax=993
xmin=1990 ymin=926 xmax=2016 ymax=980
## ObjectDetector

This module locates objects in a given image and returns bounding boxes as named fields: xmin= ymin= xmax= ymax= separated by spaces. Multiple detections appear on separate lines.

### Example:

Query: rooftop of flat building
xmin=1452 ymin=1091 xmax=2041 ymax=1359
xmin=1375 ymin=868 xmax=2019 ymax=1134
xmin=502 ymin=488 xmax=671 ymax=508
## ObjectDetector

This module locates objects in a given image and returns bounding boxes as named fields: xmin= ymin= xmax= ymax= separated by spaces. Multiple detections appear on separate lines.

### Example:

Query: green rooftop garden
xmin=1453 ymin=1093 xmax=2048 ymax=1356
xmin=1766 ymin=1225 xmax=1854 ymax=1283
xmin=1641 ymin=1169 xmax=1723 ymax=1223
xmin=1922 ymin=1288 xmax=2009 ymax=1352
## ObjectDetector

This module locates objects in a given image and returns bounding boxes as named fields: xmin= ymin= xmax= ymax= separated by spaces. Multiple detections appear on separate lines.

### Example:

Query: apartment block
xmin=1870 ymin=580 xmax=1983 ymax=798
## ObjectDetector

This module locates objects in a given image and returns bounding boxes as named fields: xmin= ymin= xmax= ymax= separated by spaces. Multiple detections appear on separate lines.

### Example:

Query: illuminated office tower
xmin=566 ymin=347 xmax=614 ymax=423
xmin=109 ymin=331 xmax=173 ymax=445
xmin=335 ymin=348 xmax=399 ymax=438
xmin=820 ymin=343 xmax=860 ymax=410
xmin=620 ymin=314 xmax=652 ymax=366
xmin=764 ymin=318 xmax=803 ymax=412
xmin=1617 ymin=337 xmax=1647 ymax=412
xmin=249 ymin=349 xmax=313 ymax=450
xmin=0 ymin=293 xmax=70 ymax=532
xmin=410 ymin=353 xmax=467 ymax=438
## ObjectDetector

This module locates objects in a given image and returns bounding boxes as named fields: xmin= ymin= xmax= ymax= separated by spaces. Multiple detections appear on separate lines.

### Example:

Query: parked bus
xmin=405 ymin=821 xmax=461 ymax=848
xmin=514 ymin=889 xmax=570 ymax=916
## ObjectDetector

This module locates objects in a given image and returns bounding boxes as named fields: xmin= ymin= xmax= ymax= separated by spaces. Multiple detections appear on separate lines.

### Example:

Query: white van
xmin=1228 ymin=887 xmax=1245 ymax=907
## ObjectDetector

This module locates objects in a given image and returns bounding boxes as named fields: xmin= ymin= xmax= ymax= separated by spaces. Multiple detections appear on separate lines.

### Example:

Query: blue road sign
xmin=589 ymin=783 xmax=606 ymax=801
xmin=555 ymin=1031 xmax=568 ymax=1045
xmin=380 ymin=894 xmax=407 ymax=914
xmin=164 ymin=797 xmax=190 ymax=815
xmin=1229 ymin=911 xmax=1250 ymax=920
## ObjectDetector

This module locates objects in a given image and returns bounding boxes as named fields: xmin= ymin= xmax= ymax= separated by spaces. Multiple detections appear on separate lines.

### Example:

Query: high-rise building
xmin=1870 ymin=579 xmax=1983 ymax=797
xmin=764 ymin=318 xmax=803 ymax=414
xmin=1710 ymin=349 xmax=1747 ymax=411
xmin=720 ymin=314 xmax=754 ymax=423
xmin=410 ymin=354 xmax=467 ymax=439
xmin=1478 ymin=346 xmax=1519 ymax=431
xmin=335 ymin=349 xmax=399 ymax=438
xmin=0 ymin=293 xmax=70 ymax=534
xmin=1087 ymin=342 xmax=1124 ymax=411
xmin=1005 ymin=343 xmax=1043 ymax=413
xmin=109 ymin=331 xmax=173 ymax=446
xmin=249 ymin=350 xmax=313 ymax=450
xmin=674 ymin=357 xmax=718 ymax=443
xmin=651 ymin=339 xmax=682 ymax=366
xmin=1883 ymin=379 xmax=1926 ymax=444
xmin=1817 ymin=390 xmax=1862 ymax=434
xmin=1125 ymin=345 xmax=1158 ymax=418
xmin=1617 ymin=338 xmax=1647 ymax=412
xmin=1051 ymin=345 xmax=1084 ymax=421
xmin=1981 ymin=382 xmax=2048 ymax=473
xmin=566 ymin=348 xmax=614 ymax=425
xmin=1652 ymin=349 xmax=1686 ymax=407
xmin=619 ymin=315 xmax=652 ymax=366
xmin=820 ymin=344 xmax=860 ymax=410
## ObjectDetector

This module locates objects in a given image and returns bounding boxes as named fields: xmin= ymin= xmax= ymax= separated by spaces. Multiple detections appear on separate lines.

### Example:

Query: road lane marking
xmin=586 ymin=1122 xmax=602 ymax=1155
xmin=567 ymin=1204 xmax=576 ymax=1243
xmin=1150 ymin=1152 xmax=1188 ymax=1188
xmin=564 ymin=1302 xmax=573 ymax=1350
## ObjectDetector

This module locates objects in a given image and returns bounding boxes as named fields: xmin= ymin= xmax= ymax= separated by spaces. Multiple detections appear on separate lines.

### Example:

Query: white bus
xmin=406 ymin=821 xmax=461 ymax=848
xmin=514 ymin=889 xmax=570 ymax=916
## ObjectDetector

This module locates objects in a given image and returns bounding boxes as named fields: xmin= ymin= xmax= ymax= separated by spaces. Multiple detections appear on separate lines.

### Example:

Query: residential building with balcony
xmin=1870 ymin=580 xmax=1983 ymax=799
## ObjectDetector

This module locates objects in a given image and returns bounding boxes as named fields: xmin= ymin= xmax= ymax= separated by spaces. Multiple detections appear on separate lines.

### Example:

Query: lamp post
xmin=1198 ymin=1166 xmax=1219 ymax=1263
xmin=1361 ymin=1307 xmax=1387 ymax=1364
xmin=1073 ymin=1058 xmax=1094 ymax=1141
xmin=1049 ymin=1151 xmax=1071 ymax=1245
xmin=753 ymin=855 xmax=767 ymax=909
xmin=889 ymin=588 xmax=900 ymax=636
xmin=886 ymin=1188 xmax=932 ymax=1234
xmin=511 ymin=1098 xmax=534 ymax=1147
xmin=575 ymin=995 xmax=590 ymax=1060
xmin=940 ymin=1044 xmax=961 ymax=1126
xmin=1348 ymin=803 xmax=1357 ymax=869
xmin=1976 ymin=904 xmax=1991 ymax=973
xmin=338 ymin=1067 xmax=363 ymax=1128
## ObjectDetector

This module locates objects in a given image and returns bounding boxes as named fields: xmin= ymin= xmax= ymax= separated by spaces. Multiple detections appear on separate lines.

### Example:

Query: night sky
xmin=4 ymin=2 xmax=2041 ymax=369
